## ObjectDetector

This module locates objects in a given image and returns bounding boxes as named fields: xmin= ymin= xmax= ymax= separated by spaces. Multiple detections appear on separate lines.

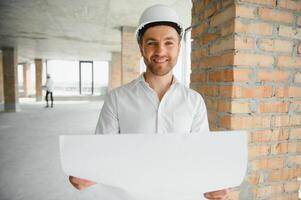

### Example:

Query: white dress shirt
xmin=95 ymin=74 xmax=209 ymax=134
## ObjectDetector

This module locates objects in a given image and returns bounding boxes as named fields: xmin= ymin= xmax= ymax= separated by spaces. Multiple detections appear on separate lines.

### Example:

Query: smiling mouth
xmin=152 ymin=57 xmax=168 ymax=63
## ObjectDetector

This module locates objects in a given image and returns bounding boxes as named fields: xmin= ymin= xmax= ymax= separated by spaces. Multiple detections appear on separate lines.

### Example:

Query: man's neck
xmin=144 ymin=71 xmax=174 ymax=101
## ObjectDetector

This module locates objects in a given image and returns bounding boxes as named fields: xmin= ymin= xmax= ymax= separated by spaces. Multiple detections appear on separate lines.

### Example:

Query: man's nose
xmin=154 ymin=44 xmax=166 ymax=55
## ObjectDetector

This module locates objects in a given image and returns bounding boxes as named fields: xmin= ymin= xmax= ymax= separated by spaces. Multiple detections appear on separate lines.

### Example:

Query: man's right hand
xmin=69 ymin=176 xmax=97 ymax=190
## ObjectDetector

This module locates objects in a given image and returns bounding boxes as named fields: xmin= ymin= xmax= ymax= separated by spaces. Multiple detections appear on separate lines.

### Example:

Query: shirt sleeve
xmin=95 ymin=91 xmax=119 ymax=134
xmin=190 ymin=95 xmax=210 ymax=133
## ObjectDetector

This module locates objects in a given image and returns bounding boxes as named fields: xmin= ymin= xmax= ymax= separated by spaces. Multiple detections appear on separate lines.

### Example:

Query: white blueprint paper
xmin=60 ymin=131 xmax=248 ymax=200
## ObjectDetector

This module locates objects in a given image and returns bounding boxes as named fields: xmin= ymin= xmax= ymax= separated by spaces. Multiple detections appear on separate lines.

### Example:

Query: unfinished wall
xmin=191 ymin=0 xmax=301 ymax=199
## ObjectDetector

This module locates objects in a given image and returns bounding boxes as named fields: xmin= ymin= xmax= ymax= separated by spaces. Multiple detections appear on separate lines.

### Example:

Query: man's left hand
xmin=204 ymin=189 xmax=229 ymax=200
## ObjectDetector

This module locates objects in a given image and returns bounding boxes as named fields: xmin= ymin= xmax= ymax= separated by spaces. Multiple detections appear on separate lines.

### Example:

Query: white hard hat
xmin=136 ymin=4 xmax=184 ymax=43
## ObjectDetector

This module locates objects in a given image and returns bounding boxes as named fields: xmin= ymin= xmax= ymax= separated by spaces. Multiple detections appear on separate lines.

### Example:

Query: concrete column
xmin=121 ymin=26 xmax=141 ymax=84
xmin=0 ymin=52 xmax=4 ymax=111
xmin=108 ymin=52 xmax=122 ymax=90
xmin=23 ymin=63 xmax=30 ymax=97
xmin=2 ymin=47 xmax=20 ymax=112
xmin=35 ymin=59 xmax=43 ymax=101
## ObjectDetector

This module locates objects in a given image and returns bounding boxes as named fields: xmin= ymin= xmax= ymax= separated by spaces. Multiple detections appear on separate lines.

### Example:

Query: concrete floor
xmin=0 ymin=99 xmax=133 ymax=200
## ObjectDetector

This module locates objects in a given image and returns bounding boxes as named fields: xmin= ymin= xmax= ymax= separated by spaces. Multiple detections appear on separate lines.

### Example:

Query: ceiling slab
xmin=0 ymin=0 xmax=191 ymax=62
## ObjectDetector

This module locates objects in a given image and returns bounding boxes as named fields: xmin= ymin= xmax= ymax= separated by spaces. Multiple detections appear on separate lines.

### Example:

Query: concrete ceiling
xmin=0 ymin=0 xmax=192 ymax=63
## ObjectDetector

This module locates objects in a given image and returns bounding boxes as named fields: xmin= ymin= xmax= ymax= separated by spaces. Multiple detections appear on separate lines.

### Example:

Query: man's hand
xmin=69 ymin=176 xmax=96 ymax=190
xmin=204 ymin=189 xmax=229 ymax=200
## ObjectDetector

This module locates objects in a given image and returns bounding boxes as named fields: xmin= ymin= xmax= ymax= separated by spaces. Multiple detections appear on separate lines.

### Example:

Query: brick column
xmin=0 ymin=52 xmax=4 ymax=111
xmin=35 ymin=59 xmax=43 ymax=101
xmin=191 ymin=0 xmax=301 ymax=199
xmin=121 ymin=26 xmax=141 ymax=84
xmin=23 ymin=63 xmax=30 ymax=97
xmin=2 ymin=47 xmax=20 ymax=112
xmin=108 ymin=52 xmax=122 ymax=90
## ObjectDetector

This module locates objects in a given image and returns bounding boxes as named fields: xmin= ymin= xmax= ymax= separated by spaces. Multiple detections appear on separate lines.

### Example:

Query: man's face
xmin=140 ymin=25 xmax=180 ymax=77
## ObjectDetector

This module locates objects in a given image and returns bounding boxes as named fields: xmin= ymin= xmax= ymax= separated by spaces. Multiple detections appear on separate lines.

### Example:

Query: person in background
xmin=43 ymin=74 xmax=54 ymax=108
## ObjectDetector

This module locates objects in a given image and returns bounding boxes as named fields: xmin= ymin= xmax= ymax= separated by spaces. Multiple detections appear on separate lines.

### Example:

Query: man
xmin=43 ymin=74 xmax=54 ymax=108
xmin=69 ymin=4 xmax=229 ymax=200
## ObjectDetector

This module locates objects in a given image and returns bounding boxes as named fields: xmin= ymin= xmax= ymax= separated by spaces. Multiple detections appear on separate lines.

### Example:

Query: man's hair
xmin=137 ymin=21 xmax=182 ymax=45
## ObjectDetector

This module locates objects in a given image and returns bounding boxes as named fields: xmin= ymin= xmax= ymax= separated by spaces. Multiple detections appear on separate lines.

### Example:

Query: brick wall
xmin=191 ymin=0 xmax=301 ymax=199
xmin=121 ymin=26 xmax=141 ymax=84
xmin=35 ymin=59 xmax=43 ymax=101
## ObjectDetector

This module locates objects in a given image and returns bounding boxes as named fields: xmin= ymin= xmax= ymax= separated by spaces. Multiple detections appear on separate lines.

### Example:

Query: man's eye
xmin=166 ymin=41 xmax=174 ymax=46
xmin=147 ymin=42 xmax=155 ymax=46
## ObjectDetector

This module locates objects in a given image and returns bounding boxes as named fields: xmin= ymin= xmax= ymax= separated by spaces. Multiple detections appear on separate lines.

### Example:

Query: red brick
xmin=235 ymin=4 xmax=257 ymax=19
xmin=219 ymin=115 xmax=271 ymax=129
xmin=218 ymin=100 xmax=250 ymax=113
xmin=204 ymin=3 xmax=218 ymax=19
xmin=208 ymin=69 xmax=251 ymax=82
xmin=238 ymin=0 xmax=276 ymax=6
xmin=198 ymin=53 xmax=234 ymax=68
xmin=268 ymin=168 xmax=301 ymax=181
xmin=234 ymin=52 xmax=274 ymax=67
xmin=290 ymin=128 xmax=301 ymax=139
xmin=287 ymin=155 xmax=301 ymax=166
xmin=272 ymin=115 xmax=290 ymax=127
xmin=245 ymin=172 xmax=261 ymax=185
xmin=275 ymin=87 xmax=301 ymax=97
xmin=258 ymin=8 xmax=293 ymax=24
xmin=197 ymin=85 xmax=219 ymax=96
xmin=210 ymin=4 xmax=235 ymax=27
xmin=250 ymin=129 xmax=289 ymax=143
xmin=234 ymin=35 xmax=256 ymax=49
xmin=254 ymin=184 xmax=284 ymax=199
xmin=209 ymin=35 xmax=234 ymax=54
xmin=235 ymin=20 xmax=273 ymax=36
xmin=290 ymin=115 xmax=301 ymax=126
xmin=248 ymin=144 xmax=271 ymax=158
xmin=191 ymin=22 xmax=209 ymax=38
xmin=205 ymin=98 xmax=218 ymax=110
xmin=278 ymin=56 xmax=301 ymax=68
xmin=258 ymin=101 xmax=289 ymax=113
xmin=220 ymin=85 xmax=273 ymax=98
xmin=259 ymin=39 xmax=293 ymax=52
xmin=201 ymin=33 xmax=221 ymax=45
xmin=278 ymin=0 xmax=301 ymax=11
xmin=221 ymin=20 xmax=235 ymax=36
xmin=250 ymin=157 xmax=285 ymax=170
xmin=257 ymin=70 xmax=289 ymax=81
xmin=288 ymin=141 xmax=301 ymax=153
xmin=284 ymin=181 xmax=300 ymax=192
xmin=271 ymin=142 xmax=288 ymax=155
xmin=190 ymin=72 xmax=206 ymax=82
xmin=278 ymin=25 xmax=301 ymax=39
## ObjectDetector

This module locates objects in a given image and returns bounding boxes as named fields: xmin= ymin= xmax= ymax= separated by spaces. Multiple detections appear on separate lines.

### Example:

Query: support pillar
xmin=0 ymin=52 xmax=4 ymax=111
xmin=23 ymin=63 xmax=30 ymax=97
xmin=2 ymin=47 xmax=20 ymax=112
xmin=35 ymin=59 xmax=43 ymax=101
xmin=121 ymin=26 xmax=141 ymax=84
xmin=108 ymin=52 xmax=122 ymax=90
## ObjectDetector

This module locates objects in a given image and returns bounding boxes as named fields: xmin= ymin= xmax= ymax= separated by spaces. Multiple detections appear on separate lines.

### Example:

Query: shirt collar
xmin=133 ymin=73 xmax=179 ymax=88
